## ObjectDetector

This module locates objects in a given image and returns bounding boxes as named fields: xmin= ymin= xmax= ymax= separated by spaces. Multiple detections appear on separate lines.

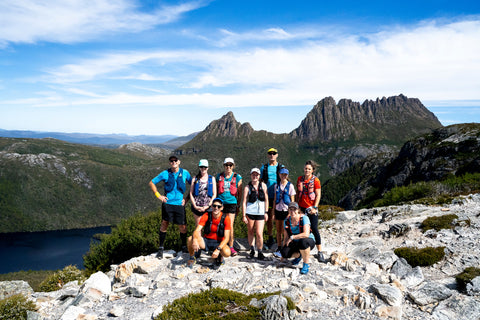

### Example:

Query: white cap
xmin=198 ymin=159 xmax=209 ymax=167
xmin=250 ymin=168 xmax=261 ymax=174
xmin=223 ymin=157 xmax=235 ymax=164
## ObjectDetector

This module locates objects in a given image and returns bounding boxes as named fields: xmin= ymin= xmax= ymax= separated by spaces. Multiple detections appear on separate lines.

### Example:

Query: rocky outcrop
xmin=118 ymin=142 xmax=169 ymax=159
xmin=3 ymin=194 xmax=480 ymax=320
xmin=290 ymin=94 xmax=442 ymax=143
xmin=339 ymin=123 xmax=480 ymax=209
xmin=195 ymin=111 xmax=254 ymax=142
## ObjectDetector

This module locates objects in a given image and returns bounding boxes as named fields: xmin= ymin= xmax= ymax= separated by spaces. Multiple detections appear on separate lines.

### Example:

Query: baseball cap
xmin=288 ymin=202 xmax=299 ymax=210
xmin=279 ymin=168 xmax=289 ymax=175
xmin=223 ymin=157 xmax=235 ymax=164
xmin=250 ymin=168 xmax=261 ymax=174
xmin=169 ymin=155 xmax=179 ymax=161
xmin=198 ymin=159 xmax=209 ymax=167
xmin=212 ymin=198 xmax=224 ymax=205
xmin=267 ymin=148 xmax=278 ymax=153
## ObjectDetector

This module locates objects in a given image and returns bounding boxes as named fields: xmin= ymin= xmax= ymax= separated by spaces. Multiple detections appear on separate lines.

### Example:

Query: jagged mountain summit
xmin=195 ymin=111 xmax=255 ymax=142
xmin=290 ymin=94 xmax=442 ymax=143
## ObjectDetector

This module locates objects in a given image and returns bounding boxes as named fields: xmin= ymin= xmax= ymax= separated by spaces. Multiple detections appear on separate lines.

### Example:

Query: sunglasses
xmin=224 ymin=163 xmax=233 ymax=167
xmin=288 ymin=207 xmax=298 ymax=211
xmin=169 ymin=159 xmax=179 ymax=163
xmin=199 ymin=166 xmax=208 ymax=169
xmin=268 ymin=152 xmax=277 ymax=155
xmin=212 ymin=204 xmax=222 ymax=209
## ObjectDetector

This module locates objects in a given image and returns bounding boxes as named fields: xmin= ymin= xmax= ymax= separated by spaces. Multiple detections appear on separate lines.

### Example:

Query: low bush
xmin=155 ymin=287 xmax=295 ymax=320
xmin=38 ymin=265 xmax=86 ymax=292
xmin=373 ymin=182 xmax=433 ymax=207
xmin=0 ymin=294 xmax=37 ymax=320
xmin=455 ymin=267 xmax=480 ymax=292
xmin=0 ymin=270 xmax=55 ymax=292
xmin=420 ymin=214 xmax=459 ymax=232
xmin=318 ymin=205 xmax=342 ymax=221
xmin=394 ymin=246 xmax=445 ymax=267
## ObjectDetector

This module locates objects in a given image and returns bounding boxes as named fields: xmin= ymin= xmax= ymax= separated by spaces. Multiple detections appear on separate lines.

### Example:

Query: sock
xmin=250 ymin=246 xmax=255 ymax=251
xmin=180 ymin=232 xmax=187 ymax=247
xmin=159 ymin=231 xmax=167 ymax=248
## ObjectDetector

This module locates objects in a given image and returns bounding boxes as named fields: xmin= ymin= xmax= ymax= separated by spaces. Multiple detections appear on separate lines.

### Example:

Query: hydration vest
xmin=218 ymin=173 xmax=237 ymax=196
xmin=284 ymin=216 xmax=304 ymax=237
xmin=261 ymin=163 xmax=284 ymax=184
xmin=275 ymin=181 xmax=291 ymax=205
xmin=203 ymin=212 xmax=226 ymax=239
xmin=297 ymin=175 xmax=317 ymax=201
xmin=193 ymin=175 xmax=214 ymax=197
xmin=247 ymin=182 xmax=265 ymax=203
xmin=164 ymin=168 xmax=186 ymax=193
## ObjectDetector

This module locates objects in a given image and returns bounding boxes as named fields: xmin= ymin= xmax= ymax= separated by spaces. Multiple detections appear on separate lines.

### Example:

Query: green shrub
xmin=0 ymin=294 xmax=37 ymax=320
xmin=318 ymin=205 xmax=342 ymax=221
xmin=394 ymin=246 xmax=445 ymax=267
xmin=373 ymin=182 xmax=433 ymax=207
xmin=0 ymin=270 xmax=55 ymax=292
xmin=38 ymin=265 xmax=86 ymax=292
xmin=420 ymin=214 xmax=459 ymax=232
xmin=455 ymin=267 xmax=480 ymax=292
xmin=155 ymin=287 xmax=295 ymax=320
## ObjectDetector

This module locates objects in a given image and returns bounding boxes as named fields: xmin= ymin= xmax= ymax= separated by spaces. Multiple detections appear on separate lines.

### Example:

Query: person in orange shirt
xmin=296 ymin=160 xmax=322 ymax=261
xmin=186 ymin=198 xmax=231 ymax=268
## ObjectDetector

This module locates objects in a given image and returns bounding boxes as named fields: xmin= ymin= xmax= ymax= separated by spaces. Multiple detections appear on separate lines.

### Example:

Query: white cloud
xmin=0 ymin=0 xmax=208 ymax=45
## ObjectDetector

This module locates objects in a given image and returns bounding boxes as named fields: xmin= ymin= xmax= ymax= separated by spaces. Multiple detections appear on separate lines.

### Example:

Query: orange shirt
xmin=296 ymin=175 xmax=321 ymax=209
xmin=199 ymin=212 xmax=231 ymax=241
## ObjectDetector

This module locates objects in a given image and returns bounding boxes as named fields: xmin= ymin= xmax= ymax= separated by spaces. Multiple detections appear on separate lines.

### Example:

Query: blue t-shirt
xmin=216 ymin=173 xmax=242 ymax=204
xmin=262 ymin=164 xmax=278 ymax=198
xmin=284 ymin=215 xmax=315 ymax=240
xmin=151 ymin=168 xmax=192 ymax=206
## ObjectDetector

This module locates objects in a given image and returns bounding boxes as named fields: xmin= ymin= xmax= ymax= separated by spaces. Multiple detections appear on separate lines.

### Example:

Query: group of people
xmin=148 ymin=148 xmax=322 ymax=274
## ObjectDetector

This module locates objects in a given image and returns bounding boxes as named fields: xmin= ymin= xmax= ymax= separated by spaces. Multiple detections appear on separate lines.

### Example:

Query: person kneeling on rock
xmin=187 ymin=198 xmax=232 ymax=267
xmin=281 ymin=202 xmax=315 ymax=274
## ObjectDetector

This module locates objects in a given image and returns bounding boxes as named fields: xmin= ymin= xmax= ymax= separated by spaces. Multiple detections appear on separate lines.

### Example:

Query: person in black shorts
xmin=149 ymin=155 xmax=192 ymax=258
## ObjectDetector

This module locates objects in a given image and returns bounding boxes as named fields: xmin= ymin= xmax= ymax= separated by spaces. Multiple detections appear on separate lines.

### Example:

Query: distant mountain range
xmin=0 ymin=129 xmax=194 ymax=148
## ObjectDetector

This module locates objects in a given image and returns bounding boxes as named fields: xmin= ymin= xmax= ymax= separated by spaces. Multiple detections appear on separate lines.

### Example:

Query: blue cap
xmin=279 ymin=168 xmax=289 ymax=175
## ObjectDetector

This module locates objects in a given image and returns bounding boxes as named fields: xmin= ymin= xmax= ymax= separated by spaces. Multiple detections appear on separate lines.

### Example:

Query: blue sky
xmin=1 ymin=0 xmax=479 ymax=136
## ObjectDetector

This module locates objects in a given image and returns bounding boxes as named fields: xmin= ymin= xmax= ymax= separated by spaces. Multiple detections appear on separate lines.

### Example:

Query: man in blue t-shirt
xmin=260 ymin=147 xmax=284 ymax=249
xmin=149 ymin=155 xmax=192 ymax=258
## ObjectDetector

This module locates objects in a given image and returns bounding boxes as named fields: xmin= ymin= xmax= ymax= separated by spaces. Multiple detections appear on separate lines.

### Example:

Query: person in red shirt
xmin=187 ymin=198 xmax=232 ymax=267
xmin=296 ymin=160 xmax=322 ymax=261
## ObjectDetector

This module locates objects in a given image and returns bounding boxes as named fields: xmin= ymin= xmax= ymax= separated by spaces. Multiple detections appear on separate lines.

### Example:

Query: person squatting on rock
xmin=189 ymin=159 xmax=217 ymax=227
xmin=186 ymin=198 xmax=232 ymax=267
xmin=216 ymin=157 xmax=243 ymax=257
xmin=272 ymin=168 xmax=296 ymax=258
xmin=296 ymin=160 xmax=322 ymax=261
xmin=281 ymin=201 xmax=315 ymax=274
xmin=242 ymin=168 xmax=269 ymax=260
xmin=149 ymin=155 xmax=192 ymax=259
xmin=260 ymin=147 xmax=285 ymax=249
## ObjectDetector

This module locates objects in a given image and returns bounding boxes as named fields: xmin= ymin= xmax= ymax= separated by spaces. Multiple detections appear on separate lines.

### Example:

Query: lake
xmin=0 ymin=226 xmax=111 ymax=274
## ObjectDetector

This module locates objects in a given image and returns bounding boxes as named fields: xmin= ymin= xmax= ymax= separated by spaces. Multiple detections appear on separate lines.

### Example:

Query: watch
xmin=216 ymin=246 xmax=222 ymax=251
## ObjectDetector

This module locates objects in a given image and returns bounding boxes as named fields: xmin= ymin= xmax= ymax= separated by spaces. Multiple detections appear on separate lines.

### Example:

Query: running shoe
xmin=291 ymin=257 xmax=302 ymax=265
xmin=273 ymin=250 xmax=282 ymax=258
xmin=257 ymin=251 xmax=265 ymax=260
xmin=300 ymin=263 xmax=310 ymax=274
xmin=249 ymin=248 xmax=255 ymax=258
xmin=215 ymin=256 xmax=225 ymax=266
xmin=156 ymin=247 xmax=164 ymax=259
xmin=230 ymin=247 xmax=238 ymax=256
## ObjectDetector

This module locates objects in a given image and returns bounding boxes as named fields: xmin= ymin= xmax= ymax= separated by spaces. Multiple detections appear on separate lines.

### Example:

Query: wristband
xmin=154 ymin=192 xmax=161 ymax=199
xmin=290 ymin=235 xmax=294 ymax=240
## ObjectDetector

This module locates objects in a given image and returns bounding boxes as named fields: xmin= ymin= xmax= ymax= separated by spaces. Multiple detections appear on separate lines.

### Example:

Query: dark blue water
xmin=0 ymin=226 xmax=111 ymax=274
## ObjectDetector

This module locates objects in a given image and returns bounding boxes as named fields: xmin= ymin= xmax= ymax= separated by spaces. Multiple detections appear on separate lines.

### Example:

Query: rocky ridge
xmin=4 ymin=194 xmax=480 ymax=320
xmin=290 ymin=94 xmax=441 ymax=143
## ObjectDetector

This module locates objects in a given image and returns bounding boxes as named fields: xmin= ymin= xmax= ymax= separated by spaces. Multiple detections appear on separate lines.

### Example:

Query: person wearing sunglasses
xmin=260 ymin=147 xmax=285 ymax=249
xmin=149 ymin=155 xmax=192 ymax=259
xmin=189 ymin=159 xmax=217 ymax=227
xmin=186 ymin=198 xmax=231 ymax=268
xmin=242 ymin=168 xmax=269 ymax=260
xmin=216 ymin=157 xmax=243 ymax=256
xmin=281 ymin=202 xmax=315 ymax=274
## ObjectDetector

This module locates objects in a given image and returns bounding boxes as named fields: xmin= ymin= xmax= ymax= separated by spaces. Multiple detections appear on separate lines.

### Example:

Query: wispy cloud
xmin=0 ymin=0 xmax=208 ymax=45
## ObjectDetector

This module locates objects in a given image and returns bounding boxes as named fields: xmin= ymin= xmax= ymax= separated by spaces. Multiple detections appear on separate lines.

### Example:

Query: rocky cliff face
xmin=195 ymin=111 xmax=254 ymax=142
xmin=4 ymin=194 xmax=480 ymax=319
xmin=290 ymin=94 xmax=442 ymax=143
xmin=339 ymin=123 xmax=480 ymax=209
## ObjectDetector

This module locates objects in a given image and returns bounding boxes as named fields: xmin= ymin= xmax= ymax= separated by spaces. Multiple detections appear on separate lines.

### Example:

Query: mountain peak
xmin=290 ymin=94 xmax=442 ymax=143
xmin=195 ymin=112 xmax=254 ymax=142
